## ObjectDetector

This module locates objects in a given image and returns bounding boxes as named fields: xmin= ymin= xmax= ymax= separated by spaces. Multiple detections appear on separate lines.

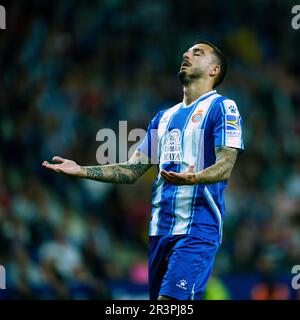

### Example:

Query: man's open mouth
xmin=181 ymin=61 xmax=191 ymax=67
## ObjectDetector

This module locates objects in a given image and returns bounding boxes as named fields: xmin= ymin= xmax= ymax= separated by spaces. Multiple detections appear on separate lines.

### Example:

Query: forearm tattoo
xmin=82 ymin=152 xmax=152 ymax=184
xmin=197 ymin=146 xmax=238 ymax=184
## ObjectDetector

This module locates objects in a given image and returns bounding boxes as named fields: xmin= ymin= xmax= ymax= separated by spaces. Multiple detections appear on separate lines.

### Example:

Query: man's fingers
xmin=161 ymin=170 xmax=179 ymax=177
xmin=167 ymin=171 xmax=182 ymax=178
xmin=160 ymin=170 xmax=174 ymax=178
xmin=42 ymin=161 xmax=52 ymax=168
xmin=161 ymin=170 xmax=185 ymax=178
xmin=161 ymin=170 xmax=180 ymax=180
xmin=161 ymin=171 xmax=180 ymax=184
xmin=52 ymin=156 xmax=65 ymax=163
xmin=42 ymin=162 xmax=55 ymax=169
xmin=161 ymin=169 xmax=195 ymax=185
xmin=42 ymin=161 xmax=60 ymax=172
xmin=160 ymin=171 xmax=171 ymax=178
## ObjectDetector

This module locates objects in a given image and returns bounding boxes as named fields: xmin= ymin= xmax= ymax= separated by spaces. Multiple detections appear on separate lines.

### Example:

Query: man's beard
xmin=177 ymin=70 xmax=190 ymax=85
xmin=177 ymin=69 xmax=203 ymax=85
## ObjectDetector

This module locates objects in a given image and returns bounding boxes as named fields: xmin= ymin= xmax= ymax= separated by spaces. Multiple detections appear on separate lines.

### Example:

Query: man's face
xmin=178 ymin=43 xmax=216 ymax=84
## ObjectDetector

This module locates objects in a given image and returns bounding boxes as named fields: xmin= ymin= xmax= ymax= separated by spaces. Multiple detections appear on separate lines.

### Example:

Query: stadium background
xmin=0 ymin=0 xmax=300 ymax=299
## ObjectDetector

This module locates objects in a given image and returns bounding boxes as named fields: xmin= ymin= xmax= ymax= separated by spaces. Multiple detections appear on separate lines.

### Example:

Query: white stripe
xmin=223 ymin=104 xmax=227 ymax=146
xmin=149 ymin=175 xmax=163 ymax=235
xmin=191 ymin=282 xmax=196 ymax=300
xmin=150 ymin=104 xmax=181 ymax=236
xmin=203 ymin=187 xmax=223 ymax=243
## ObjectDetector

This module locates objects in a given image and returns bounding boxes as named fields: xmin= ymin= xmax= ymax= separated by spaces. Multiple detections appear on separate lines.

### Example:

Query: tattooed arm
xmin=42 ymin=151 xmax=152 ymax=184
xmin=160 ymin=146 xmax=238 ymax=185
xmin=82 ymin=151 xmax=152 ymax=183
xmin=195 ymin=146 xmax=238 ymax=184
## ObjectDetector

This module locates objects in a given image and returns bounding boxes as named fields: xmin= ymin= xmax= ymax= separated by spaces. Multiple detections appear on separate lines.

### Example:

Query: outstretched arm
xmin=161 ymin=146 xmax=238 ymax=185
xmin=42 ymin=151 xmax=152 ymax=184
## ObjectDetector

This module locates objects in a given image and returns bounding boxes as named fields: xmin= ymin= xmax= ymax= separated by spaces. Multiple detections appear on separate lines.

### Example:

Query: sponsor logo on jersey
xmin=162 ymin=129 xmax=182 ymax=162
xmin=226 ymin=115 xmax=241 ymax=131
xmin=227 ymin=130 xmax=241 ymax=138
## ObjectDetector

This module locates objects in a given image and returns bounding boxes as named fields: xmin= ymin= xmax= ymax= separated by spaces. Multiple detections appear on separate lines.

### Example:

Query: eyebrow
xmin=192 ymin=48 xmax=205 ymax=54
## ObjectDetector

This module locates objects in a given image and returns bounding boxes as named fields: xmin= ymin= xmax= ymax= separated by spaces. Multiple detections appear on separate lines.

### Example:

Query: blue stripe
xmin=239 ymin=114 xmax=244 ymax=150
xmin=148 ymin=110 xmax=169 ymax=235
xmin=220 ymin=102 xmax=226 ymax=146
xmin=200 ymin=96 xmax=225 ymax=131
xmin=203 ymin=187 xmax=223 ymax=244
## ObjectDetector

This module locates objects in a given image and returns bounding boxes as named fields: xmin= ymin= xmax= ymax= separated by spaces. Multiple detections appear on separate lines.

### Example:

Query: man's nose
xmin=183 ymin=51 xmax=191 ymax=60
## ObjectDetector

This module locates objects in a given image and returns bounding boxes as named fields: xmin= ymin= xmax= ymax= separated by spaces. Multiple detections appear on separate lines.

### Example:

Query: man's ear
xmin=209 ymin=64 xmax=220 ymax=77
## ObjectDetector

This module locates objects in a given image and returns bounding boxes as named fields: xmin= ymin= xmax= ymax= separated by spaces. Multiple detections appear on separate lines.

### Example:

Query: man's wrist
xmin=79 ymin=166 xmax=87 ymax=178
xmin=195 ymin=171 xmax=203 ymax=184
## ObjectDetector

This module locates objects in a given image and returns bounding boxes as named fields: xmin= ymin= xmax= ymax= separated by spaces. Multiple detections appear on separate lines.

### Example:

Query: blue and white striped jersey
xmin=138 ymin=90 xmax=244 ymax=243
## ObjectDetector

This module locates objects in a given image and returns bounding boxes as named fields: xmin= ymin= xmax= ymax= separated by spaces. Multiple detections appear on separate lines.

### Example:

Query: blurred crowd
xmin=0 ymin=0 xmax=299 ymax=299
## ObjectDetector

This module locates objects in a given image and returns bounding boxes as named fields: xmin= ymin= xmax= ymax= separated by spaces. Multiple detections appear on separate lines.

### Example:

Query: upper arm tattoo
xmin=213 ymin=146 xmax=238 ymax=180
xmin=196 ymin=146 xmax=238 ymax=184
xmin=215 ymin=146 xmax=238 ymax=167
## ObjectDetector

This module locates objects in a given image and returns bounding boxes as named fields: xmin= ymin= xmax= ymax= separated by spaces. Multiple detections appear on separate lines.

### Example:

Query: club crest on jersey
xmin=162 ymin=129 xmax=182 ymax=163
xmin=191 ymin=110 xmax=203 ymax=123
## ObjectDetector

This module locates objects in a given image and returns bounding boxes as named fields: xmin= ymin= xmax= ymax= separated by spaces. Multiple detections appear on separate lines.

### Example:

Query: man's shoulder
xmin=154 ymin=102 xmax=182 ymax=120
xmin=211 ymin=94 xmax=239 ymax=115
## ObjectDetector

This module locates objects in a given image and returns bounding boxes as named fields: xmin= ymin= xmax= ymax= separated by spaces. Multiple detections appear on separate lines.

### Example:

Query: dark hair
xmin=196 ymin=40 xmax=227 ymax=88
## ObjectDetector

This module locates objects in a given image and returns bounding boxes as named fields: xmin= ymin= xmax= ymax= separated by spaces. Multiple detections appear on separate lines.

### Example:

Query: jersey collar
xmin=181 ymin=90 xmax=217 ymax=108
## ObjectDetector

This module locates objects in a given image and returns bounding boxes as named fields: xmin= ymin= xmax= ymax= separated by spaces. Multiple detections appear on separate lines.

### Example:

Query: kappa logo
xmin=191 ymin=110 xmax=203 ymax=123
xmin=228 ymin=105 xmax=237 ymax=114
xmin=176 ymin=279 xmax=188 ymax=290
